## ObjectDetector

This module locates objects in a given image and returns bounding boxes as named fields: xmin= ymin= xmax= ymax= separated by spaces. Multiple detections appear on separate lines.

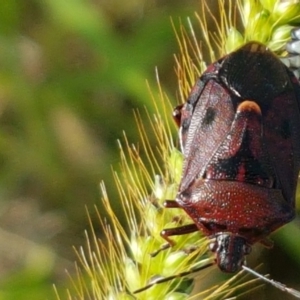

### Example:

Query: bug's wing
xmin=179 ymin=79 xmax=235 ymax=192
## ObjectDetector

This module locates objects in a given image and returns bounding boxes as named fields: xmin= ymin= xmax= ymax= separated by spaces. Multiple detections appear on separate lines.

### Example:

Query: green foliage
xmin=0 ymin=0 xmax=199 ymax=299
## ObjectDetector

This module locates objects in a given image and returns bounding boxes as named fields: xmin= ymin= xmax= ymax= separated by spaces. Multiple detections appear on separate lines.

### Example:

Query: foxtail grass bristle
xmin=56 ymin=0 xmax=300 ymax=299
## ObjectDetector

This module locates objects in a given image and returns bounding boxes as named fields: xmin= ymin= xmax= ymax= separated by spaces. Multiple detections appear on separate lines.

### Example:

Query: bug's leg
xmin=151 ymin=223 xmax=199 ymax=257
xmin=163 ymin=200 xmax=199 ymax=243
xmin=160 ymin=223 xmax=199 ymax=245
xmin=280 ymin=27 xmax=300 ymax=79
xmin=164 ymin=199 xmax=181 ymax=208
xmin=151 ymin=200 xmax=199 ymax=256
xmin=259 ymin=237 xmax=274 ymax=248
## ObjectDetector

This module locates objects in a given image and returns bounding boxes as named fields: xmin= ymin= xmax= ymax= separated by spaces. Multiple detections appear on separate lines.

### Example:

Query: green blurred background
xmin=0 ymin=1 xmax=299 ymax=299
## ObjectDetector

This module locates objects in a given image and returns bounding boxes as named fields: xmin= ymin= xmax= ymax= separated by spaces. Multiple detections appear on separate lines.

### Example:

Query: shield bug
xmin=133 ymin=32 xmax=300 ymax=297
xmin=157 ymin=42 xmax=300 ymax=293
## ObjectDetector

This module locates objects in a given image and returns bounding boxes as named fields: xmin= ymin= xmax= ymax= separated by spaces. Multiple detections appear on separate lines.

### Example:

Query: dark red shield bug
xmin=156 ymin=42 xmax=300 ymax=294
xmin=134 ymin=35 xmax=300 ymax=296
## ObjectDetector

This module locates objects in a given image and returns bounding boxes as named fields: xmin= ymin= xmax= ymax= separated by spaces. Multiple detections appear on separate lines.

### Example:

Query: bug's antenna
xmin=242 ymin=265 xmax=300 ymax=299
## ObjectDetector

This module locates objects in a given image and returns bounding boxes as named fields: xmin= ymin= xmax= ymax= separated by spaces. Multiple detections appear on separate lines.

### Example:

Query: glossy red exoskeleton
xmin=163 ymin=41 xmax=300 ymax=273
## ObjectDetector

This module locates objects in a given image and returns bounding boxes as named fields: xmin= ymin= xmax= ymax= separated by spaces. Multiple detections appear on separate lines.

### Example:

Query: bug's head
xmin=209 ymin=233 xmax=252 ymax=273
